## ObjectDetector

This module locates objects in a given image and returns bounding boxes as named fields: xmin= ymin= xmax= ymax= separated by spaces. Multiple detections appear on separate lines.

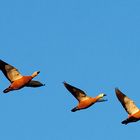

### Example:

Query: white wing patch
xmin=5 ymin=65 xmax=23 ymax=82
xmin=123 ymin=96 xmax=139 ymax=115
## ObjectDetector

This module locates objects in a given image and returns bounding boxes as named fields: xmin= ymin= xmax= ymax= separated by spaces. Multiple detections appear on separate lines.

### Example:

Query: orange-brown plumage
xmin=129 ymin=110 xmax=140 ymax=119
xmin=77 ymin=97 xmax=100 ymax=109
xmin=0 ymin=59 xmax=44 ymax=93
xmin=63 ymin=82 xmax=107 ymax=112
xmin=7 ymin=76 xmax=32 ymax=90
xmin=115 ymin=88 xmax=140 ymax=124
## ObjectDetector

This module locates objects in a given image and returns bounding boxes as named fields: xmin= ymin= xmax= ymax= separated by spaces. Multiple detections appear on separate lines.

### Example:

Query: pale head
xmin=96 ymin=93 xmax=107 ymax=102
xmin=98 ymin=93 xmax=106 ymax=98
xmin=31 ymin=71 xmax=40 ymax=78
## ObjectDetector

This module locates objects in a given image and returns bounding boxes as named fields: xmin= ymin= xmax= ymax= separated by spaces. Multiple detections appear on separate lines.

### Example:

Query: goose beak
xmin=104 ymin=94 xmax=107 ymax=96
xmin=37 ymin=71 xmax=40 ymax=74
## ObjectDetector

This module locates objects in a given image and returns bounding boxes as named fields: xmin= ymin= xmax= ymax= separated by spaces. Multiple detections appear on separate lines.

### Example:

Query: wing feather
xmin=115 ymin=88 xmax=139 ymax=115
xmin=63 ymin=82 xmax=87 ymax=101
xmin=0 ymin=60 xmax=23 ymax=82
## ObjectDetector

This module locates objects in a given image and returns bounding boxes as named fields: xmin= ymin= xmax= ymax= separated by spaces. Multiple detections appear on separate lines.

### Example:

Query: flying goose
xmin=0 ymin=59 xmax=44 ymax=93
xmin=63 ymin=82 xmax=107 ymax=112
xmin=115 ymin=88 xmax=140 ymax=125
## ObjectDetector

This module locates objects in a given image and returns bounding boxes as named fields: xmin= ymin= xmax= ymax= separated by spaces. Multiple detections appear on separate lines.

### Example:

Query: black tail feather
xmin=71 ymin=107 xmax=78 ymax=112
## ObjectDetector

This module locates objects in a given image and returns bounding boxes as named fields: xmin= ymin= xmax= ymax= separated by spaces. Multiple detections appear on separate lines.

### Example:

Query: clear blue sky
xmin=0 ymin=0 xmax=140 ymax=139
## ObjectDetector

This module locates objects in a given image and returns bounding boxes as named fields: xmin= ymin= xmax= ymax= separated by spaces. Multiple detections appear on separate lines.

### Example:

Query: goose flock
xmin=0 ymin=59 xmax=140 ymax=125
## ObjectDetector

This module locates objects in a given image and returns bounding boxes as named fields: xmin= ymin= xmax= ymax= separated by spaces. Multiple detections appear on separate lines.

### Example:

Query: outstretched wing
xmin=115 ymin=88 xmax=139 ymax=115
xmin=26 ymin=80 xmax=45 ymax=87
xmin=0 ymin=59 xmax=23 ymax=82
xmin=63 ymin=82 xmax=87 ymax=101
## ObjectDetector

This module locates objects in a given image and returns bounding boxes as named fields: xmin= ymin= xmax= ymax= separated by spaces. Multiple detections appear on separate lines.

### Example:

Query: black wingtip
xmin=115 ymin=88 xmax=121 ymax=94
xmin=115 ymin=87 xmax=119 ymax=91
xmin=63 ymin=81 xmax=67 ymax=86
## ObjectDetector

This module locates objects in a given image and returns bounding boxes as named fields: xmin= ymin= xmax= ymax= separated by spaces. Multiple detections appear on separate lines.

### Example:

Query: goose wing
xmin=26 ymin=80 xmax=45 ymax=87
xmin=115 ymin=88 xmax=139 ymax=115
xmin=63 ymin=82 xmax=87 ymax=101
xmin=0 ymin=59 xmax=23 ymax=82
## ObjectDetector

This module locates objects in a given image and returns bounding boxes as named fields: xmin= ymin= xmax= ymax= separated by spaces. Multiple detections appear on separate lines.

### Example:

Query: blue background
xmin=0 ymin=0 xmax=140 ymax=139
